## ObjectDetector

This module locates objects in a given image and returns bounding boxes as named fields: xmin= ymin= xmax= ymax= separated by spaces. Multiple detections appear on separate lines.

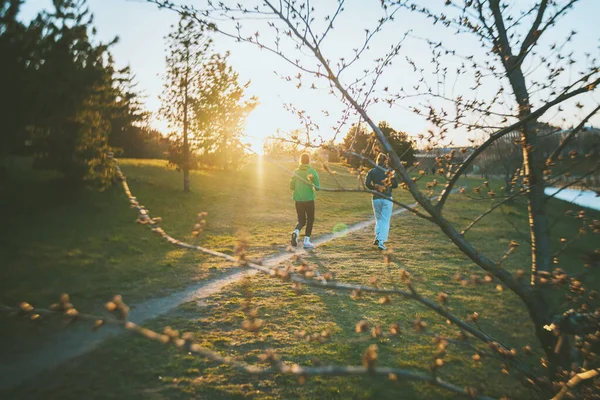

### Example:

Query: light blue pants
xmin=372 ymin=198 xmax=393 ymax=243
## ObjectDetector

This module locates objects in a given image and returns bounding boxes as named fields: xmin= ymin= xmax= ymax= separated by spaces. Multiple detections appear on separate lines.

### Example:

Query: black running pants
xmin=295 ymin=200 xmax=315 ymax=237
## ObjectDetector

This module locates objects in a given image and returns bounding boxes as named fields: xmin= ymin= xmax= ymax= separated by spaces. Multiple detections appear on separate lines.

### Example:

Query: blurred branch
xmin=146 ymin=1 xmax=321 ymax=76
xmin=546 ymin=105 xmax=600 ymax=165
xmin=108 ymin=155 xmax=525 ymax=358
xmin=515 ymin=1 xmax=578 ymax=69
xmin=499 ymin=203 xmax=532 ymax=246
xmin=461 ymin=188 xmax=527 ymax=236
xmin=515 ymin=0 xmax=548 ymax=64
xmin=317 ymin=0 xmax=344 ymax=47
xmin=552 ymin=368 xmax=599 ymax=400
xmin=460 ymin=153 xmax=598 ymax=236
xmin=436 ymin=79 xmax=600 ymax=211
xmin=545 ymin=161 xmax=600 ymax=201
xmin=0 ymin=303 xmax=496 ymax=400
xmin=147 ymin=0 xmax=569 ymax=309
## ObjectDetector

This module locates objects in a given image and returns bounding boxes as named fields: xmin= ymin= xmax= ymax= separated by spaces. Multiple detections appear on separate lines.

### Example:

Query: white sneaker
xmin=303 ymin=238 xmax=315 ymax=249
xmin=377 ymin=242 xmax=387 ymax=251
xmin=291 ymin=230 xmax=299 ymax=246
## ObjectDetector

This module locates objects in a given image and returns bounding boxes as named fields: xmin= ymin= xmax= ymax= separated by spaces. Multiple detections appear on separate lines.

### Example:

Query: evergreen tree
xmin=1 ymin=0 xmax=143 ymax=188
xmin=0 ymin=0 xmax=32 ymax=157
xmin=108 ymin=67 xmax=152 ymax=158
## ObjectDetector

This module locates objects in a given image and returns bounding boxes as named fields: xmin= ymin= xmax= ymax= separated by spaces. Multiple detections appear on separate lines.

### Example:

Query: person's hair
xmin=300 ymin=153 xmax=310 ymax=165
xmin=376 ymin=153 xmax=388 ymax=167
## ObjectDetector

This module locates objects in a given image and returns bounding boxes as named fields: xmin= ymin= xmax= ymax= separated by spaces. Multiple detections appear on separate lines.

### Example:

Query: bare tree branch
xmin=552 ymin=368 xmax=599 ymax=400
xmin=461 ymin=188 xmax=527 ymax=236
xmin=544 ymin=161 xmax=600 ymax=201
xmin=547 ymin=105 xmax=600 ymax=165
xmin=516 ymin=0 xmax=548 ymax=62
xmin=514 ymin=1 xmax=578 ymax=69
xmin=108 ymin=155 xmax=526 ymax=357
xmin=436 ymin=79 xmax=600 ymax=210
xmin=0 ymin=304 xmax=497 ymax=400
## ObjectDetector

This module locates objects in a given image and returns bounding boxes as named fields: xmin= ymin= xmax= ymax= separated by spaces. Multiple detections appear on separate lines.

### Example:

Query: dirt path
xmin=0 ymin=204 xmax=415 ymax=391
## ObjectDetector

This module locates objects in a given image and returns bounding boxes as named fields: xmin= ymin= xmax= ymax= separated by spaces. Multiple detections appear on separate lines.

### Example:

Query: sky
xmin=18 ymin=0 xmax=600 ymax=153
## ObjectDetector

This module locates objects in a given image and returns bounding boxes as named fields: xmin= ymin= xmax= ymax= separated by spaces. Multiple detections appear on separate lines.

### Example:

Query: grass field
xmin=1 ymin=157 xmax=598 ymax=399
xmin=0 ymin=156 xmax=473 ymax=312
xmin=0 ymin=158 xmax=357 ymax=310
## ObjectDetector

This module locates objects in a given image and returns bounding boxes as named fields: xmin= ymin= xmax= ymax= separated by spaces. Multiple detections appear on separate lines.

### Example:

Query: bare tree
xmin=476 ymin=133 xmax=522 ymax=186
xmin=8 ymin=1 xmax=599 ymax=398
xmin=145 ymin=0 xmax=599 ymax=396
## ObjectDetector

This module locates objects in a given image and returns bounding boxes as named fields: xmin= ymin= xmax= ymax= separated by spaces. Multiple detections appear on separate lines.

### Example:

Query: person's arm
xmin=365 ymin=170 xmax=374 ymax=190
xmin=290 ymin=173 xmax=296 ymax=191
xmin=391 ymin=170 xmax=399 ymax=188
xmin=310 ymin=168 xmax=320 ymax=190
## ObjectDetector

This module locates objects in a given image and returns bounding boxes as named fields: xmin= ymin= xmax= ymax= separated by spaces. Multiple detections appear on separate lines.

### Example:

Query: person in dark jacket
xmin=290 ymin=153 xmax=320 ymax=249
xmin=365 ymin=153 xmax=398 ymax=250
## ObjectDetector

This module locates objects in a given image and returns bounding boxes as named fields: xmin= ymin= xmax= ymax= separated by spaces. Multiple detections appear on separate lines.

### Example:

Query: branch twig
xmin=0 ymin=303 xmax=497 ymax=400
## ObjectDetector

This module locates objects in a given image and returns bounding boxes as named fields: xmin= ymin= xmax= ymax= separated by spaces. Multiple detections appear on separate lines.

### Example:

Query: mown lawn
xmin=0 ymin=156 xmax=463 ymax=367
xmin=0 ymin=156 xmax=475 ymax=312
xmin=2 ymin=156 xmax=597 ymax=399
xmin=1 ymin=158 xmax=374 ymax=308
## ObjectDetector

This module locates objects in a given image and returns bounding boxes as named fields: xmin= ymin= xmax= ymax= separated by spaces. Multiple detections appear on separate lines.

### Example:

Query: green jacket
xmin=290 ymin=164 xmax=320 ymax=201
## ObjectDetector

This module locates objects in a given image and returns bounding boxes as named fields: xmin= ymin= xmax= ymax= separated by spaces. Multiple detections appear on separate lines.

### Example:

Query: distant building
xmin=415 ymin=147 xmax=475 ymax=174
xmin=503 ymin=124 xmax=600 ymax=158
xmin=541 ymin=126 xmax=600 ymax=158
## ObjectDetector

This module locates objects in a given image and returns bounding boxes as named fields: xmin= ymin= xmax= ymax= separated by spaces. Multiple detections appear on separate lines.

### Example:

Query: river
xmin=544 ymin=187 xmax=600 ymax=211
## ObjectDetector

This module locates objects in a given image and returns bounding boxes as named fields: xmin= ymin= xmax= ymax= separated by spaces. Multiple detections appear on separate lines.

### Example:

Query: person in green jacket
xmin=290 ymin=153 xmax=320 ymax=249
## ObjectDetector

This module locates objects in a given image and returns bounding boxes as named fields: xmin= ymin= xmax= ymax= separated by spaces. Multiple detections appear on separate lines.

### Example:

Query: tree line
xmin=1 ymin=0 xmax=146 ymax=187
xmin=0 ymin=0 xmax=257 ymax=190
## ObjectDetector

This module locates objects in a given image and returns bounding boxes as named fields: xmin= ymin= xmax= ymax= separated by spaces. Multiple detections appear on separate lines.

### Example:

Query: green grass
xmin=0 ymin=157 xmax=475 ymax=312
xmin=0 ymin=156 xmax=431 ymax=364
xmin=0 ymin=158 xmax=362 ymax=310
xmin=1 ymin=157 xmax=598 ymax=399
xmin=0 ymin=158 xmax=343 ymax=356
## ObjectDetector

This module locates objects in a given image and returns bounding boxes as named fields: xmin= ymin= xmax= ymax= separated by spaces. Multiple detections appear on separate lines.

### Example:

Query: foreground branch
xmin=436 ymin=80 xmax=600 ymax=210
xmin=0 ymin=304 xmax=495 ymax=400
xmin=144 ymin=0 xmax=544 ymax=347
xmin=552 ymin=368 xmax=599 ymax=400
xmin=547 ymin=105 xmax=600 ymax=165
xmin=108 ymin=155 xmax=542 ymax=388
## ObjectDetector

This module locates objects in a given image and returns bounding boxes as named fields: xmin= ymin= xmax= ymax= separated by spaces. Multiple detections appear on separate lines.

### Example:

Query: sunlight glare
xmin=256 ymin=154 xmax=265 ymax=193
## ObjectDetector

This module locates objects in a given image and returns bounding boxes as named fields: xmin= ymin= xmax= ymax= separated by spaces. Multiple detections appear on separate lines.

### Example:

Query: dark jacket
xmin=365 ymin=167 xmax=398 ymax=199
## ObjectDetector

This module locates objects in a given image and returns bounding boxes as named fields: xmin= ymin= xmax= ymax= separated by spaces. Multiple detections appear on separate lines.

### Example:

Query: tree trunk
xmin=183 ymin=95 xmax=190 ymax=192
xmin=182 ymin=52 xmax=190 ymax=193
xmin=504 ymin=60 xmax=564 ymax=375
xmin=488 ymin=0 xmax=565 ymax=374
xmin=505 ymin=58 xmax=551 ymax=284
